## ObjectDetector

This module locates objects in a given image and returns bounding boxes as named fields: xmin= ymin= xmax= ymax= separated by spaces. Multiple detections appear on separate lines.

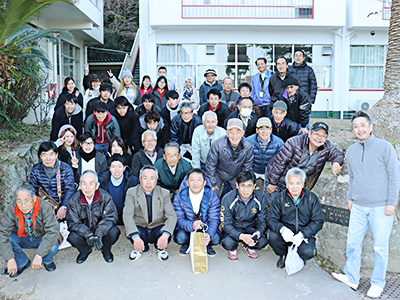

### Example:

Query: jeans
xmin=344 ymin=204 xmax=394 ymax=288
xmin=9 ymin=232 xmax=59 ymax=268
xmin=95 ymin=142 xmax=109 ymax=155
xmin=174 ymin=228 xmax=220 ymax=246
xmin=296 ymin=123 xmax=310 ymax=134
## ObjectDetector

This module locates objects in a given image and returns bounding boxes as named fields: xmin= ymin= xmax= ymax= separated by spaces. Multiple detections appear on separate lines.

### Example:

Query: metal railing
xmin=119 ymin=28 xmax=140 ymax=78
xmin=182 ymin=0 xmax=314 ymax=19
xmin=383 ymin=0 xmax=392 ymax=20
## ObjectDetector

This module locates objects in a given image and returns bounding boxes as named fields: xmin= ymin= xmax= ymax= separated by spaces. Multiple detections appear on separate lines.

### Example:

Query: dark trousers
xmin=68 ymin=226 xmax=120 ymax=256
xmin=174 ymin=228 xmax=220 ymax=246
xmin=269 ymin=230 xmax=316 ymax=261
xmin=132 ymin=225 xmax=171 ymax=252
xmin=218 ymin=181 xmax=232 ymax=200
xmin=259 ymin=105 xmax=272 ymax=118
xmin=221 ymin=228 xmax=268 ymax=251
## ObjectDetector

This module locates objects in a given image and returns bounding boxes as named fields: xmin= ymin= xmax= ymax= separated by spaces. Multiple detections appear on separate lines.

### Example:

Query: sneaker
xmin=154 ymin=248 xmax=169 ymax=261
xmin=332 ymin=272 xmax=358 ymax=290
xmin=1 ymin=260 xmax=31 ymax=278
xmin=179 ymin=244 xmax=189 ymax=256
xmin=367 ymin=285 xmax=383 ymax=298
xmin=276 ymin=255 xmax=286 ymax=269
xmin=243 ymin=246 xmax=258 ymax=259
xmin=129 ymin=250 xmax=142 ymax=261
xmin=207 ymin=246 xmax=216 ymax=257
xmin=228 ymin=249 xmax=238 ymax=260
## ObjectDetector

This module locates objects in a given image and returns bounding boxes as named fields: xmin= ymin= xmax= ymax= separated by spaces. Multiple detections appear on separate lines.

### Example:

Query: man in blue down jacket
xmin=173 ymin=169 xmax=220 ymax=257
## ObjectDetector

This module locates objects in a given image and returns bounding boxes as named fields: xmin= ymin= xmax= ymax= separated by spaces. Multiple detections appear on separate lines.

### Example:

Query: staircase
xmin=119 ymin=28 xmax=140 ymax=86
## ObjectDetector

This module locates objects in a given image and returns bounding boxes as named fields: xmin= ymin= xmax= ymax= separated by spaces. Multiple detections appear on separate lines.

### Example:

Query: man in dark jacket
xmin=135 ymin=94 xmax=161 ymax=117
xmin=99 ymin=155 xmax=139 ymax=225
xmin=110 ymin=96 xmax=139 ymax=152
xmin=173 ymin=169 xmax=220 ymax=257
xmin=0 ymin=184 xmax=60 ymax=277
xmin=289 ymin=50 xmax=318 ymax=104
xmin=131 ymin=111 xmax=170 ymax=152
xmin=29 ymin=141 xmax=75 ymax=220
xmin=224 ymin=97 xmax=258 ymax=137
xmin=199 ymin=69 xmax=223 ymax=106
xmin=67 ymin=170 xmax=120 ymax=264
xmin=247 ymin=117 xmax=283 ymax=188
xmin=154 ymin=142 xmax=192 ymax=196
xmin=50 ymin=94 xmax=83 ymax=141
xmin=221 ymin=171 xmax=268 ymax=260
xmin=197 ymin=89 xmax=230 ymax=128
xmin=85 ymin=83 xmax=114 ymax=119
xmin=131 ymin=130 xmax=164 ymax=177
xmin=268 ymin=57 xmax=302 ymax=103
xmin=270 ymin=101 xmax=298 ymax=142
xmin=160 ymin=90 xmax=180 ymax=129
xmin=206 ymin=118 xmax=254 ymax=199
xmin=266 ymin=122 xmax=344 ymax=194
xmin=268 ymin=167 xmax=324 ymax=269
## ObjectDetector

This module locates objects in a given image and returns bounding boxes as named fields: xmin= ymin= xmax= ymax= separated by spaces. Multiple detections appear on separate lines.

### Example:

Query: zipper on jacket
xmin=361 ymin=142 xmax=365 ymax=163
xmin=295 ymin=204 xmax=299 ymax=233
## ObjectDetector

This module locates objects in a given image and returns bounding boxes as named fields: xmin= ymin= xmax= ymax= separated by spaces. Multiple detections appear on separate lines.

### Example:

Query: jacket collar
xmin=358 ymin=133 xmax=375 ymax=146
xmin=80 ymin=190 xmax=101 ymax=205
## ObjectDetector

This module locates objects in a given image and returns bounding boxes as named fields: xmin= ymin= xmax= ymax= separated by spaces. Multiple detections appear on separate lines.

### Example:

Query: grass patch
xmin=315 ymin=254 xmax=343 ymax=274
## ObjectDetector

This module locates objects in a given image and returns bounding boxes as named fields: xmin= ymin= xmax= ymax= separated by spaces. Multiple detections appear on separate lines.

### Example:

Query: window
xmin=349 ymin=45 xmax=386 ymax=89
xmin=56 ymin=41 xmax=80 ymax=93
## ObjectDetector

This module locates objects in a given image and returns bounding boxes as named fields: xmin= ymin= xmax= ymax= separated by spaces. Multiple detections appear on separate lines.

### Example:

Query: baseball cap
xmin=226 ymin=118 xmax=244 ymax=131
xmin=311 ymin=122 xmax=329 ymax=134
xmin=256 ymin=117 xmax=272 ymax=128
xmin=273 ymin=101 xmax=287 ymax=112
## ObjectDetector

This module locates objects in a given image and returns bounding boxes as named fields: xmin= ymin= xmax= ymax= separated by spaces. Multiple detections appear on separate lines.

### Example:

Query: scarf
xmin=43 ymin=159 xmax=60 ymax=180
xmin=182 ymin=87 xmax=193 ymax=100
xmin=79 ymin=148 xmax=96 ymax=162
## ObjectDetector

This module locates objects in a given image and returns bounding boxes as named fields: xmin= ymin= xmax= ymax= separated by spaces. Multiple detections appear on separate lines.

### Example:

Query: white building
xmin=136 ymin=0 xmax=391 ymax=118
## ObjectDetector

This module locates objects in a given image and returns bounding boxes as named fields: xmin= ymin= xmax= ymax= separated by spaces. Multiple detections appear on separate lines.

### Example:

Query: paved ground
xmin=0 ymin=227 xmax=362 ymax=300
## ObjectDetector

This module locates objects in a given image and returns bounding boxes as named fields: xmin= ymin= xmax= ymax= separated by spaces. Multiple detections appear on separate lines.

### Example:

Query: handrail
xmin=119 ymin=28 xmax=140 ymax=78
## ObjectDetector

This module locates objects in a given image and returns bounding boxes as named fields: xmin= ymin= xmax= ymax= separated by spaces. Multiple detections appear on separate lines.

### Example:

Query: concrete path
xmin=0 ymin=228 xmax=361 ymax=300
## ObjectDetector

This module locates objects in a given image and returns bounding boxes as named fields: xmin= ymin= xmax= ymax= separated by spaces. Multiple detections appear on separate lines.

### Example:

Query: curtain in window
xmin=349 ymin=67 xmax=364 ymax=89
xmin=157 ymin=45 xmax=175 ymax=63
xmin=366 ymin=67 xmax=383 ymax=89
xmin=350 ymin=46 xmax=364 ymax=64
xmin=365 ymin=46 xmax=384 ymax=64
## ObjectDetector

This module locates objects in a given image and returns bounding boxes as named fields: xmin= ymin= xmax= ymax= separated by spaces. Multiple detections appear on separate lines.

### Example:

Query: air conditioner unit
xmin=206 ymin=45 xmax=215 ymax=55
xmin=322 ymin=46 xmax=333 ymax=56
xmin=354 ymin=99 xmax=378 ymax=112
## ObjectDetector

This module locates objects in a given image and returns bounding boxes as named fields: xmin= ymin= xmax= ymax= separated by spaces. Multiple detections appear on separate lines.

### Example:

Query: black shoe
xmin=207 ymin=246 xmax=216 ymax=257
xmin=6 ymin=260 xmax=31 ymax=278
xmin=102 ymin=251 xmax=114 ymax=263
xmin=277 ymin=255 xmax=286 ymax=269
xmin=43 ymin=262 xmax=56 ymax=272
xmin=179 ymin=244 xmax=189 ymax=256
xmin=76 ymin=249 xmax=92 ymax=264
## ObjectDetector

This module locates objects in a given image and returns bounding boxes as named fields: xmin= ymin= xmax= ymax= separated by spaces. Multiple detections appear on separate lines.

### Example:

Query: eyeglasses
xmin=181 ymin=111 xmax=193 ymax=116
xmin=143 ymin=139 xmax=156 ymax=143
xmin=239 ymin=184 xmax=255 ymax=190
xmin=82 ymin=142 xmax=94 ymax=146
xmin=311 ymin=131 xmax=328 ymax=139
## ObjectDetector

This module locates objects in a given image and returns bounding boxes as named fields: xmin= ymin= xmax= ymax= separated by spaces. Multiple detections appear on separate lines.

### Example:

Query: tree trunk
xmin=369 ymin=0 xmax=400 ymax=143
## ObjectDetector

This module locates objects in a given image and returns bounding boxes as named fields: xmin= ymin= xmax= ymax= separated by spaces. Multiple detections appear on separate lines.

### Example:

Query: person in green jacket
xmin=0 ymin=184 xmax=61 ymax=278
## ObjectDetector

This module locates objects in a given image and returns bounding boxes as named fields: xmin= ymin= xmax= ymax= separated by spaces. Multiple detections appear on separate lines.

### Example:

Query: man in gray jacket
xmin=206 ymin=118 xmax=254 ymax=199
xmin=332 ymin=111 xmax=400 ymax=298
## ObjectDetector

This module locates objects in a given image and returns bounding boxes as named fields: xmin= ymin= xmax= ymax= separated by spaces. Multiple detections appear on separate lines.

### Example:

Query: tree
xmin=369 ymin=0 xmax=400 ymax=144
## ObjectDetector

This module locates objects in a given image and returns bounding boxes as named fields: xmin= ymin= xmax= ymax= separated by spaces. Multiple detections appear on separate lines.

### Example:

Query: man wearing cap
xmin=270 ymin=77 xmax=311 ymax=134
xmin=247 ymin=117 xmax=284 ymax=189
xmin=206 ymin=118 xmax=254 ymax=199
xmin=199 ymin=69 xmax=223 ymax=106
xmin=225 ymin=97 xmax=258 ymax=137
xmin=251 ymin=57 xmax=273 ymax=118
xmin=266 ymin=122 xmax=344 ymax=194
xmin=197 ymin=89 xmax=230 ymax=128
xmin=270 ymin=101 xmax=298 ymax=142
xmin=85 ymin=83 xmax=114 ymax=119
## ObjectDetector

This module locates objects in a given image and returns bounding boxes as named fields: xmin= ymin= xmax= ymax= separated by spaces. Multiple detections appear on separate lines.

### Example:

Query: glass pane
xmin=237 ymin=65 xmax=251 ymax=85
xmin=349 ymin=66 xmax=364 ymax=89
xmin=366 ymin=66 xmax=383 ymax=88
xmin=218 ymin=44 xmax=233 ymax=63
xmin=75 ymin=47 xmax=80 ymax=61
xmin=237 ymin=44 xmax=251 ymax=63
xmin=197 ymin=45 xmax=216 ymax=63
xmin=62 ymin=41 xmax=69 ymax=56
xmin=177 ymin=44 xmax=196 ymax=63
xmin=294 ymin=44 xmax=312 ymax=62
xmin=274 ymin=45 xmax=292 ymax=63
xmin=159 ymin=65 xmax=176 ymax=88
xmin=365 ymin=46 xmax=384 ymax=64
xmin=313 ymin=65 xmax=331 ymax=89
xmin=254 ymin=44 xmax=273 ymax=64
xmin=176 ymin=65 xmax=195 ymax=88
xmin=157 ymin=45 xmax=175 ymax=63
xmin=350 ymin=46 xmax=365 ymax=64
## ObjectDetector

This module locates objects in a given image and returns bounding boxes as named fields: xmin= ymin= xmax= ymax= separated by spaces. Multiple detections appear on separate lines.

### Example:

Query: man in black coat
xmin=66 ymin=170 xmax=120 ymax=264
xmin=110 ymin=96 xmax=139 ymax=152
xmin=99 ymin=155 xmax=139 ymax=225
xmin=50 ymin=94 xmax=83 ymax=141
xmin=270 ymin=101 xmax=298 ymax=142
xmin=160 ymin=90 xmax=180 ymax=130
xmin=268 ymin=167 xmax=324 ymax=269
xmin=197 ymin=89 xmax=230 ymax=128
xmin=85 ymin=83 xmax=114 ymax=119
xmin=224 ymin=97 xmax=258 ymax=137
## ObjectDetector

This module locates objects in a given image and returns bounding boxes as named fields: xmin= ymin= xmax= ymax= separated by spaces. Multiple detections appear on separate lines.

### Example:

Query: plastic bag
xmin=285 ymin=244 xmax=304 ymax=275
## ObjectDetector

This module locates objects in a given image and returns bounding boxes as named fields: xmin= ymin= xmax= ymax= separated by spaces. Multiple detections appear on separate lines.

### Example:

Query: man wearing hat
xmin=270 ymin=76 xmax=311 ymax=135
xmin=270 ymin=101 xmax=298 ymax=142
xmin=85 ymin=83 xmax=114 ymax=119
xmin=265 ymin=121 xmax=344 ymax=194
xmin=199 ymin=69 xmax=223 ymax=106
xmin=206 ymin=118 xmax=254 ymax=199
xmin=246 ymin=117 xmax=284 ymax=189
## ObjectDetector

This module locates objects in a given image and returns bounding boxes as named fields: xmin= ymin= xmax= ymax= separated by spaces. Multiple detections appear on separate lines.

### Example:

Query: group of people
xmin=0 ymin=51 xmax=399 ymax=299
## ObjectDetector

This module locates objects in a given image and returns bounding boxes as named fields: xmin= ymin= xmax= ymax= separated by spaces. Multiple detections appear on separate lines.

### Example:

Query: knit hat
xmin=256 ymin=117 xmax=272 ymax=128
xmin=204 ymin=69 xmax=217 ymax=77
xmin=283 ymin=77 xmax=299 ymax=88
xmin=121 ymin=68 xmax=133 ymax=79
xmin=273 ymin=101 xmax=288 ymax=112
xmin=100 ymin=83 xmax=113 ymax=92
xmin=311 ymin=122 xmax=329 ymax=134
xmin=227 ymin=118 xmax=244 ymax=131
xmin=58 ymin=124 xmax=77 ymax=138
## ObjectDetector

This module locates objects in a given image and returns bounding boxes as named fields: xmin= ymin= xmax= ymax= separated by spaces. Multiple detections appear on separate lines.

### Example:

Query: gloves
xmin=280 ymin=226 xmax=294 ymax=243
xmin=93 ymin=235 xmax=103 ymax=250
xmin=293 ymin=232 xmax=304 ymax=247
xmin=86 ymin=233 xmax=95 ymax=246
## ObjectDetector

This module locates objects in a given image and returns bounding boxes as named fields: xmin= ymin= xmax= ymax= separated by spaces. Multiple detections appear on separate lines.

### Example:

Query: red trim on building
xmin=349 ymin=89 xmax=384 ymax=92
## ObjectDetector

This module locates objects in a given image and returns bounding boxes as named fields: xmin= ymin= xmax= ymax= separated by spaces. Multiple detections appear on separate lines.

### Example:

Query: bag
xmin=58 ymin=221 xmax=71 ymax=249
xmin=38 ymin=161 xmax=62 ymax=211
xmin=190 ymin=227 xmax=208 ymax=274
xmin=285 ymin=245 xmax=304 ymax=275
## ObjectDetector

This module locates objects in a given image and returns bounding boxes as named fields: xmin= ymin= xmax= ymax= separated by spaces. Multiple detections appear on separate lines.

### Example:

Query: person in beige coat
xmin=123 ymin=165 xmax=177 ymax=262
